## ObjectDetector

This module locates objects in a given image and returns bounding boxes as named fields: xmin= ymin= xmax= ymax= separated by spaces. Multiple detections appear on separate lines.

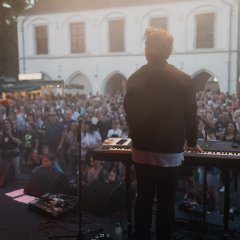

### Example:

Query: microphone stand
xmin=197 ymin=115 xmax=209 ymax=238
xmin=72 ymin=119 xmax=103 ymax=240
xmin=197 ymin=115 xmax=215 ymax=140
xmin=48 ymin=119 xmax=103 ymax=239
xmin=48 ymin=121 xmax=84 ymax=240
xmin=77 ymin=118 xmax=84 ymax=239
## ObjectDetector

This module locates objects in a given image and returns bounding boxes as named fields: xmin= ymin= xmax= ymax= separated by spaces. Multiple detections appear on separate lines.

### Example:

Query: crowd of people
xmin=2 ymin=26 xmax=239 ymax=240
xmin=0 ymin=91 xmax=127 ymax=186
xmin=0 ymin=89 xmax=240 ymax=212
xmin=178 ymin=90 xmax=240 ymax=215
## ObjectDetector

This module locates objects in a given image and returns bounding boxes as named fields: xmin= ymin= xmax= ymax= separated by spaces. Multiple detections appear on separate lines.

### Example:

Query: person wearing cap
xmin=43 ymin=110 xmax=66 ymax=170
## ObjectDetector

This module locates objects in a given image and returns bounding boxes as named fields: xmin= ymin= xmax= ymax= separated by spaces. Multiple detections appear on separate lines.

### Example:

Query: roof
xmin=1 ymin=80 xmax=64 ymax=93
xmin=27 ymin=0 xmax=187 ymax=15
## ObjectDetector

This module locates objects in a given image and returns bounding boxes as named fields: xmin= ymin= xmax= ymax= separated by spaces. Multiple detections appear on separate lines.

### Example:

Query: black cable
xmin=39 ymin=220 xmax=77 ymax=239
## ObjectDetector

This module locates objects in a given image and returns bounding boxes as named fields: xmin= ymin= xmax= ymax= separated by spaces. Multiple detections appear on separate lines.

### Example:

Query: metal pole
xmin=220 ymin=0 xmax=233 ymax=93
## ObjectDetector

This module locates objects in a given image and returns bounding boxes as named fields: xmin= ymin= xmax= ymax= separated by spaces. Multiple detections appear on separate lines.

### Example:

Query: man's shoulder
xmin=128 ymin=65 xmax=147 ymax=80
xmin=167 ymin=64 xmax=191 ymax=80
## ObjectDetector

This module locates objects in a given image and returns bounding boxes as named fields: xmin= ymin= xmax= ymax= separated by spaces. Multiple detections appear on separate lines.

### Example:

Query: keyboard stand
xmin=92 ymin=149 xmax=133 ymax=239
xmin=124 ymin=158 xmax=133 ymax=239
xmin=223 ymin=168 xmax=231 ymax=238
xmin=93 ymin=139 xmax=240 ymax=239
xmin=202 ymin=167 xmax=208 ymax=240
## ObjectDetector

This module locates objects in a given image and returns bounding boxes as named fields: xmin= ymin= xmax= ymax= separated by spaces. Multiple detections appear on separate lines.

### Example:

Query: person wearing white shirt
xmin=107 ymin=120 xmax=122 ymax=138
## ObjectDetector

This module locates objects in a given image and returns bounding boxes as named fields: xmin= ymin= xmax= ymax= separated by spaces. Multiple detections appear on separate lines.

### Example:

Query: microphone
xmin=197 ymin=115 xmax=216 ymax=141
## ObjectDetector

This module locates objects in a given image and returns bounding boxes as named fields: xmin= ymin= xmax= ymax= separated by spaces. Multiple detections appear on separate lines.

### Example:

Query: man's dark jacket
xmin=124 ymin=61 xmax=198 ymax=153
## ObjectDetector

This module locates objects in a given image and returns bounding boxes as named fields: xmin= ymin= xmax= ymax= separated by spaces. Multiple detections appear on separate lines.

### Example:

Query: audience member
xmin=23 ymin=122 xmax=39 ymax=168
xmin=32 ymin=146 xmax=64 ymax=175
xmin=0 ymin=118 xmax=22 ymax=176
xmin=66 ymin=122 xmax=79 ymax=183
xmin=2 ymin=86 xmax=240 ymax=217
xmin=44 ymin=110 xmax=66 ymax=170
xmin=107 ymin=119 xmax=122 ymax=138
xmin=81 ymin=121 xmax=102 ymax=166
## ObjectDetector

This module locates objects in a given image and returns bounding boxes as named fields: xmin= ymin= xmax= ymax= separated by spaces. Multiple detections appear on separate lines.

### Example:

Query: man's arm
xmin=183 ymin=77 xmax=203 ymax=152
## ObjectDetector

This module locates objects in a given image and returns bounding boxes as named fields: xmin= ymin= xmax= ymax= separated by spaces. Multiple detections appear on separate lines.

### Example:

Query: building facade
xmin=17 ymin=0 xmax=240 ymax=95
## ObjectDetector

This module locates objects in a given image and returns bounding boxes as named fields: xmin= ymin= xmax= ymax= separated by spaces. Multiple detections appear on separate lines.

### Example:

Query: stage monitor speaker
xmin=82 ymin=180 xmax=126 ymax=216
xmin=24 ymin=168 xmax=69 ymax=197
xmin=0 ymin=161 xmax=15 ymax=187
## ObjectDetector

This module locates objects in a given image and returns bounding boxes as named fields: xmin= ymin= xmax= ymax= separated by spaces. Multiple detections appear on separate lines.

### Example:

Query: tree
xmin=0 ymin=0 xmax=32 ymax=80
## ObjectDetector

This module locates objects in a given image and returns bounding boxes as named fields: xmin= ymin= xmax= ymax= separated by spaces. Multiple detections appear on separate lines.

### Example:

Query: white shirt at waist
xmin=132 ymin=148 xmax=184 ymax=167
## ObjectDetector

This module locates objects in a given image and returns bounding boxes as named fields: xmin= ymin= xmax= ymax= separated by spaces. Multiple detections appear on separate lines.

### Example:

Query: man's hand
xmin=184 ymin=143 xmax=204 ymax=153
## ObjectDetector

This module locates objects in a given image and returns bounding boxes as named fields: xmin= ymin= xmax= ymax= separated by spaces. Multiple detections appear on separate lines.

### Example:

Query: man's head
xmin=64 ymin=109 xmax=72 ymax=121
xmin=48 ymin=110 xmax=58 ymax=122
xmin=144 ymin=28 xmax=173 ymax=62
xmin=42 ymin=152 xmax=56 ymax=168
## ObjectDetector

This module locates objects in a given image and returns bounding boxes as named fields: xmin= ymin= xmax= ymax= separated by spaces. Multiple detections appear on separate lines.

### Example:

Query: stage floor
xmin=1 ymin=173 xmax=240 ymax=240
xmin=0 ymin=174 xmax=127 ymax=240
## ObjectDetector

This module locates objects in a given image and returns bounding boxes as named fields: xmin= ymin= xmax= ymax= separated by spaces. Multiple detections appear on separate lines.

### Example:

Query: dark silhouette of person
xmin=124 ymin=27 xmax=202 ymax=240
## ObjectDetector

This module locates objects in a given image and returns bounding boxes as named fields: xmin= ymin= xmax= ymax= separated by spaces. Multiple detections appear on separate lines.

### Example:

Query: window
xmin=150 ymin=17 xmax=168 ymax=29
xmin=35 ymin=26 xmax=48 ymax=54
xmin=70 ymin=22 xmax=85 ymax=53
xmin=196 ymin=13 xmax=215 ymax=48
xmin=109 ymin=19 xmax=125 ymax=52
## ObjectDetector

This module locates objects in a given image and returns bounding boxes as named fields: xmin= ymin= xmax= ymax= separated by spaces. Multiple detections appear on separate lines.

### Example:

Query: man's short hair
xmin=144 ymin=27 xmax=173 ymax=62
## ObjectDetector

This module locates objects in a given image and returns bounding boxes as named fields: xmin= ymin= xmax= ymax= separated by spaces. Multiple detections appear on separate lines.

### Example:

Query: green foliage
xmin=0 ymin=0 xmax=29 ymax=78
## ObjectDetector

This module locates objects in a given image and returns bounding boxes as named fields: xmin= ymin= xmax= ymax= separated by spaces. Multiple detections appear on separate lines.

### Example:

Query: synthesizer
xmin=93 ymin=138 xmax=132 ymax=162
xmin=93 ymin=138 xmax=240 ymax=168
xmin=184 ymin=140 xmax=240 ymax=168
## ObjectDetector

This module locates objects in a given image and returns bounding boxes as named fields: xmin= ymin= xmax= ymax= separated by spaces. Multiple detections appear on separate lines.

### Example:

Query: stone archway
xmin=66 ymin=72 xmax=92 ymax=95
xmin=104 ymin=73 xmax=127 ymax=95
xmin=192 ymin=71 xmax=220 ymax=93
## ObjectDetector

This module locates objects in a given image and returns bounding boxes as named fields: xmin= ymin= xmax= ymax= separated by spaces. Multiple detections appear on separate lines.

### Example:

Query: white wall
xmin=17 ymin=0 xmax=239 ymax=94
